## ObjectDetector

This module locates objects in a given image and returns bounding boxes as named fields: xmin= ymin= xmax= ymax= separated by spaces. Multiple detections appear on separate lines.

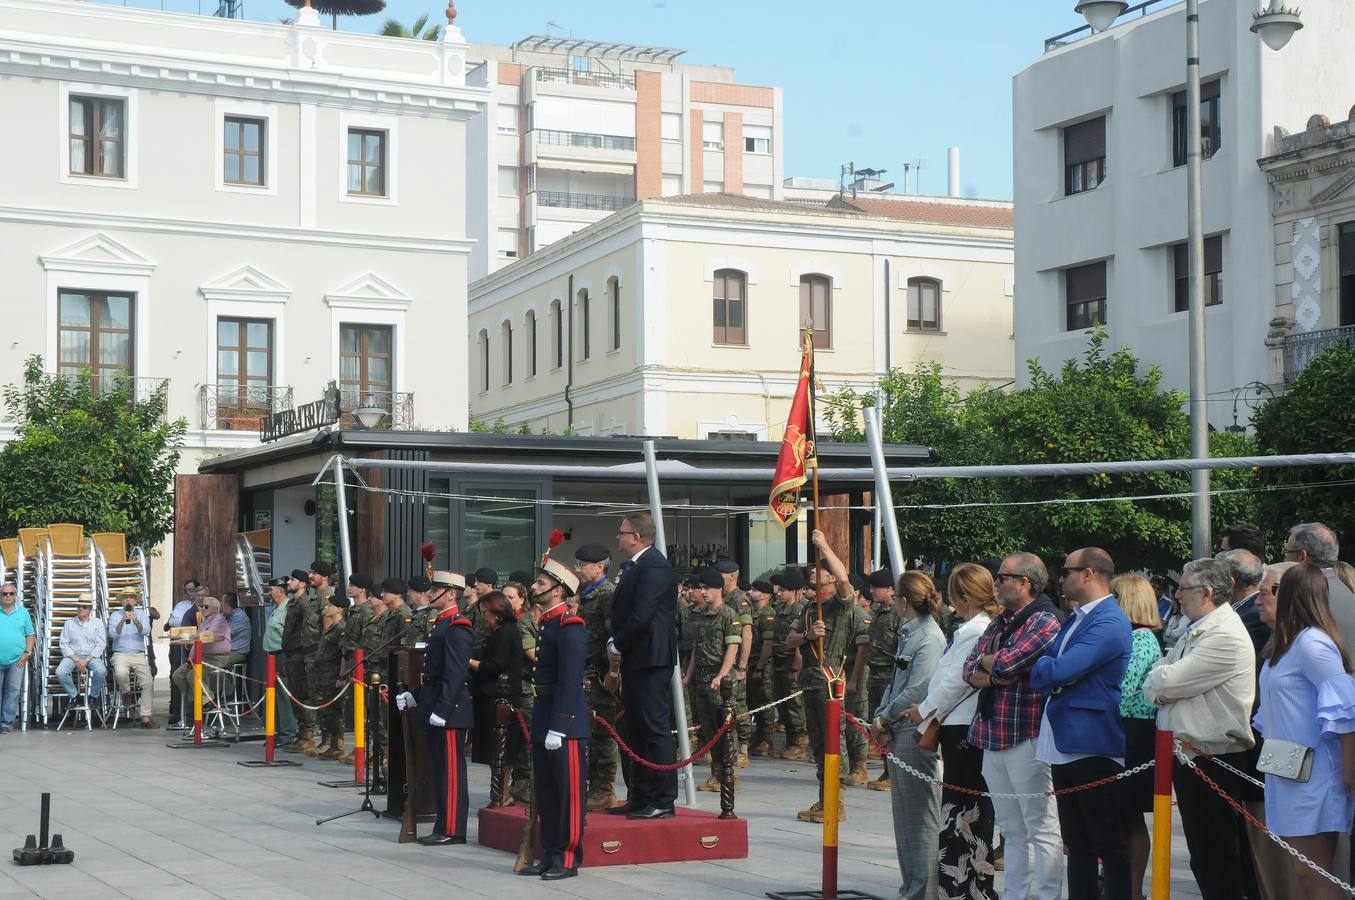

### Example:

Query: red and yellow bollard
xmin=353 ymin=649 xmax=366 ymax=784
xmin=265 ymin=654 xmax=278 ymax=762
xmin=1151 ymin=728 xmax=1174 ymax=900
xmin=821 ymin=679 xmax=845 ymax=900
xmin=192 ymin=639 xmax=204 ymax=745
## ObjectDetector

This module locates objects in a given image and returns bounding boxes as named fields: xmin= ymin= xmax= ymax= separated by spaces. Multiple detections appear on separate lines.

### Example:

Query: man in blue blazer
xmin=1031 ymin=546 xmax=1132 ymax=900
xmin=606 ymin=512 xmax=680 ymax=818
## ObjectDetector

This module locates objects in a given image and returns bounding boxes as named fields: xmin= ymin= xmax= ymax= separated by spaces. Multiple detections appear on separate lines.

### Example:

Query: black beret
xmin=508 ymin=570 xmax=532 ymax=586
xmin=867 ymin=569 xmax=895 ymax=589
xmin=695 ymin=567 xmax=724 ymax=589
xmin=310 ymin=559 xmax=335 ymax=577
xmin=574 ymin=543 xmax=611 ymax=564
xmin=407 ymin=575 xmax=432 ymax=592
xmin=778 ymin=570 xmax=806 ymax=590
xmin=348 ymin=572 xmax=373 ymax=590
xmin=751 ymin=580 xmax=773 ymax=595
xmin=267 ymin=577 xmax=288 ymax=588
xmin=713 ymin=560 xmax=739 ymax=575
xmin=289 ymin=569 xmax=309 ymax=582
xmin=473 ymin=567 xmax=497 ymax=585
xmin=381 ymin=577 xmax=408 ymax=595
xmin=849 ymin=574 xmax=868 ymax=594
xmin=328 ymin=594 xmax=351 ymax=609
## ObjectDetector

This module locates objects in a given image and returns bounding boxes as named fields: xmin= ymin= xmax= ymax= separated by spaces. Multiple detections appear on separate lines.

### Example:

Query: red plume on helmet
xmin=421 ymin=541 xmax=435 ymax=578
xmin=541 ymin=528 xmax=565 ymax=566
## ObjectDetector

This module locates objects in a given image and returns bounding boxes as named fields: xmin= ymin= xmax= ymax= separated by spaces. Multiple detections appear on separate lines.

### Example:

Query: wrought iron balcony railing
xmin=199 ymin=384 xmax=294 ymax=431
xmin=339 ymin=389 xmax=414 ymax=430
xmin=534 ymin=67 xmax=635 ymax=91
xmin=536 ymin=128 xmax=636 ymax=152
xmin=535 ymin=190 xmax=634 ymax=212
xmin=1283 ymin=324 xmax=1355 ymax=383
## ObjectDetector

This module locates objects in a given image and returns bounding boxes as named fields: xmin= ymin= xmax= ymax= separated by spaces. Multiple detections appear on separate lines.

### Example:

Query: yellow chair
xmin=244 ymin=529 xmax=271 ymax=551
xmin=91 ymin=532 xmax=128 ymax=565
xmin=18 ymin=528 xmax=48 ymax=558
xmin=0 ymin=538 xmax=18 ymax=570
xmin=47 ymin=523 xmax=87 ymax=558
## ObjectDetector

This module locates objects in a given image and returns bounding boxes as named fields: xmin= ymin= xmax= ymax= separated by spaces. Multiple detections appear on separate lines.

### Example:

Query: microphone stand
xmin=316 ymin=669 xmax=386 ymax=826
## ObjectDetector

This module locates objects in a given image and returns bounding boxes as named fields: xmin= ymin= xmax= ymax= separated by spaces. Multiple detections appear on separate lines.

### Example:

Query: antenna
xmin=913 ymin=159 xmax=925 ymax=196
xmin=902 ymin=163 xmax=911 ymax=194
xmin=546 ymin=20 xmax=563 ymax=35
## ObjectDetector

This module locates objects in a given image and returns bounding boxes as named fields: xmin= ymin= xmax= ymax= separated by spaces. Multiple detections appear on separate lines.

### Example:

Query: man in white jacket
xmin=1142 ymin=557 xmax=1256 ymax=900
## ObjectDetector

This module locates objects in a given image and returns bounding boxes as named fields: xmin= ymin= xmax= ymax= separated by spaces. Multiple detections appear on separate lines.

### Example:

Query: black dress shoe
xmin=626 ymin=805 xmax=676 ymax=820
xmin=606 ymin=803 xmax=640 ymax=816
xmin=515 ymin=862 xmax=546 ymax=876
xmin=417 ymin=833 xmax=466 ymax=846
xmin=540 ymin=865 xmax=578 ymax=880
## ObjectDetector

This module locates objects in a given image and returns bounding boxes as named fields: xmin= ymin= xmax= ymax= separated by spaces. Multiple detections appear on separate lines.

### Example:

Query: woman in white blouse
xmin=907 ymin=563 xmax=1000 ymax=900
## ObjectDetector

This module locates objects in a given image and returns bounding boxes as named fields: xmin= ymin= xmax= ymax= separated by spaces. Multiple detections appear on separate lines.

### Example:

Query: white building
xmin=0 ymin=0 xmax=485 ymax=599
xmin=468 ymin=193 xmax=1014 ymax=440
xmin=1013 ymin=0 xmax=1355 ymax=424
xmin=463 ymin=36 xmax=784 ymax=280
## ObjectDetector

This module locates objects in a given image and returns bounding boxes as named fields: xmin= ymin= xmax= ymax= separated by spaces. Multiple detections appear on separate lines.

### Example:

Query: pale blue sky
xmin=92 ymin=0 xmax=1098 ymax=200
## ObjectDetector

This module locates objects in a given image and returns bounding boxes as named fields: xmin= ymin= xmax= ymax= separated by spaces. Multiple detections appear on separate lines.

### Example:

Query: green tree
xmin=1207 ymin=429 xmax=1262 ymax=548
xmin=378 ymin=13 xmax=442 ymax=40
xmin=0 ymin=357 xmax=187 ymax=550
xmin=1253 ymin=341 xmax=1355 ymax=559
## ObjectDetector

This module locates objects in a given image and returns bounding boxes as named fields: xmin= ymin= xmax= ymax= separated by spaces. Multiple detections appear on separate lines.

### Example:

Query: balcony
xmin=535 ymin=190 xmax=634 ymax=212
xmin=6 ymin=372 xmax=171 ymax=422
xmin=199 ymin=384 xmax=294 ymax=431
xmin=534 ymin=67 xmax=635 ymax=91
xmin=1283 ymin=325 xmax=1355 ymax=383
xmin=536 ymin=129 xmax=636 ymax=152
xmin=339 ymin=389 xmax=414 ymax=430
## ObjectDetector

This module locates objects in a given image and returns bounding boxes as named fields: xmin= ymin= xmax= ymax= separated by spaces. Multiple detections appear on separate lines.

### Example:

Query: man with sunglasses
xmin=0 ymin=581 xmax=35 ymax=733
xmin=165 ymin=578 xmax=201 ymax=727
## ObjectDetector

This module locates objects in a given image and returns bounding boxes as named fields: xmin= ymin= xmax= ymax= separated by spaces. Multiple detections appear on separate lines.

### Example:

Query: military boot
xmin=585 ymin=787 xmax=617 ymax=811
xmin=844 ymin=762 xmax=869 ymax=786
xmin=319 ymin=735 xmax=345 ymax=760
xmin=280 ymin=733 xmax=307 ymax=753
xmin=778 ymin=744 xmax=806 ymax=760
xmin=509 ymin=778 xmax=531 ymax=804
xmin=696 ymin=773 xmax=722 ymax=792
xmin=299 ymin=727 xmax=319 ymax=753
xmin=305 ymin=731 xmax=329 ymax=757
xmin=866 ymin=771 xmax=891 ymax=791
xmin=735 ymin=750 xmax=749 ymax=769
xmin=751 ymin=739 xmax=773 ymax=757
xmin=338 ymin=742 xmax=356 ymax=765
xmin=796 ymin=800 xmax=845 ymax=823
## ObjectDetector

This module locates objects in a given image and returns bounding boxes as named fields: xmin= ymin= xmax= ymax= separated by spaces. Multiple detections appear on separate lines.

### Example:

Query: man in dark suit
xmin=606 ymin=512 xmax=679 ymax=819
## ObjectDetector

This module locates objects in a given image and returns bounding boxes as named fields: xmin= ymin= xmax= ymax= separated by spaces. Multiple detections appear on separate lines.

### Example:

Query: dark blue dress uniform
xmin=416 ymin=605 xmax=474 ymax=839
xmin=532 ymin=602 xmax=590 ymax=871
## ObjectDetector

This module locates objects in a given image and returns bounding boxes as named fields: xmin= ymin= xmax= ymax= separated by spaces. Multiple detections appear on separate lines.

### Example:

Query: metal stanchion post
xmin=193 ymin=640 xmax=203 ymax=745
xmin=1152 ymin=729 xmax=1174 ymax=900
xmin=490 ymin=673 xmax=511 ymax=808
xmin=238 ymin=654 xmax=300 ymax=767
xmin=821 ymin=682 xmax=844 ymax=900
xmin=353 ymin=650 xmax=366 ymax=785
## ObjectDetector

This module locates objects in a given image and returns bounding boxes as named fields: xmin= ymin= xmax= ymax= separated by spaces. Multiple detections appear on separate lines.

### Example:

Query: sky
xmin=93 ymin=0 xmax=1099 ymax=200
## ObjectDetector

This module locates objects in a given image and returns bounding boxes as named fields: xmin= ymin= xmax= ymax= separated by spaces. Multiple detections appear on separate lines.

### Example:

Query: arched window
xmin=525 ymin=309 xmax=538 ymax=377
xmin=500 ymin=320 xmax=513 ymax=385
xmin=477 ymin=328 xmax=489 ymax=392
xmin=799 ymin=274 xmax=831 ymax=349
xmin=608 ymin=276 xmax=621 ymax=351
xmin=579 ymin=288 xmax=591 ymax=360
xmin=550 ymin=299 xmax=563 ymax=369
xmin=712 ymin=269 xmax=747 ymax=345
xmin=906 ymin=277 xmax=942 ymax=332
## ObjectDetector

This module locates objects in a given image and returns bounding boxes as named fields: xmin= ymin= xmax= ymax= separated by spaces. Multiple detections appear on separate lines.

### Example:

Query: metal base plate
xmin=166 ymin=739 xmax=230 ymax=750
xmin=238 ymin=759 xmax=303 ymax=768
xmin=766 ymin=891 xmax=885 ymax=900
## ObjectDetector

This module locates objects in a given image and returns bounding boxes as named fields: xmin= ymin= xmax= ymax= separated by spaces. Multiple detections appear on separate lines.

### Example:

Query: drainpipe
xmin=565 ymin=273 xmax=575 ymax=430
xmin=883 ymin=257 xmax=892 ymax=375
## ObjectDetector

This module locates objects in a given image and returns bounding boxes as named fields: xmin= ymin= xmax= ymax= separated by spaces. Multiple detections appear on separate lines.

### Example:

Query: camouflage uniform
xmin=279 ymin=591 xmax=317 ymax=748
xmin=510 ymin=612 xmax=537 ymax=796
xmin=360 ymin=608 xmax=390 ymax=750
xmin=577 ymin=576 xmax=619 ymax=804
xmin=408 ymin=603 xmax=434 ymax=642
xmin=748 ymin=599 xmax=778 ymax=750
xmin=843 ymin=603 xmax=872 ymax=775
xmin=865 ymin=599 xmax=901 ymax=777
xmin=689 ymin=600 xmax=742 ymax=786
xmin=770 ymin=596 xmax=808 ymax=753
xmin=724 ymin=587 xmax=755 ymax=754
xmin=797 ymin=593 xmax=869 ymax=802
xmin=310 ymin=617 xmax=348 ymax=755
xmin=676 ymin=591 xmax=698 ymax=729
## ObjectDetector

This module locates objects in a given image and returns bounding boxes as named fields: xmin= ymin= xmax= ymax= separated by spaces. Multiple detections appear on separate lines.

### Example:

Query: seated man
xmin=171 ymin=596 xmax=233 ymax=717
xmin=56 ymin=594 xmax=107 ymax=703
xmin=221 ymin=593 xmax=252 ymax=704
xmin=107 ymin=588 xmax=157 ymax=728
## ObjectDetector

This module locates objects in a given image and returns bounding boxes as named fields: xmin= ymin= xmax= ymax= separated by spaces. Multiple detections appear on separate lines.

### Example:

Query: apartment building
xmin=0 ymin=0 xmax=485 ymax=594
xmin=1013 ymin=0 xmax=1354 ymax=425
xmin=468 ymin=193 xmax=1014 ymax=439
xmin=464 ymin=36 xmax=784 ymax=279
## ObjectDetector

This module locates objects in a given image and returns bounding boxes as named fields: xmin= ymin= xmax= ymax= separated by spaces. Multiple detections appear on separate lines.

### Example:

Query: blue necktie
xmin=621 ymin=560 xmax=636 ymax=578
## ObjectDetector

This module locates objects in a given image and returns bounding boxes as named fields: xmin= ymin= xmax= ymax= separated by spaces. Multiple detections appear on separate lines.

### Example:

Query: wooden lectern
xmin=386 ymin=647 xmax=436 ymax=840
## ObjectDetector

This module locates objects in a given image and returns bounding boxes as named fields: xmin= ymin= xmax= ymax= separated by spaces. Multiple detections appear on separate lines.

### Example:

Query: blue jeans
xmin=56 ymin=657 xmax=107 ymax=699
xmin=0 ymin=662 xmax=25 ymax=729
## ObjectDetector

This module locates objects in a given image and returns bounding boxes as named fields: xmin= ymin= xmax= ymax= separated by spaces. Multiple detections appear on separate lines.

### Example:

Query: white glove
xmin=429 ymin=712 xmax=447 ymax=728
xmin=544 ymin=730 xmax=564 ymax=751
xmin=395 ymin=691 xmax=415 ymax=711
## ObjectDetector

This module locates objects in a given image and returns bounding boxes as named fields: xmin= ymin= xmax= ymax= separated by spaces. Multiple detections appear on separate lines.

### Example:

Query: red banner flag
xmin=769 ymin=331 xmax=817 ymax=528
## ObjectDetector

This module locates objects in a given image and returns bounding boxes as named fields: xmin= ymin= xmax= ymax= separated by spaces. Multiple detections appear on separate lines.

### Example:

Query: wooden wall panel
xmin=174 ymin=474 xmax=239 ymax=601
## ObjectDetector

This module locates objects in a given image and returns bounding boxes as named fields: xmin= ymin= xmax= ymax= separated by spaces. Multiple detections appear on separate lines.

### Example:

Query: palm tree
xmin=379 ymin=13 xmax=442 ymax=41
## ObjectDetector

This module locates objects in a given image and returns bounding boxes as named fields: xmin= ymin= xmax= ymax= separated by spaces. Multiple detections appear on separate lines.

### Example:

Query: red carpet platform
xmin=476 ymin=804 xmax=748 ymax=867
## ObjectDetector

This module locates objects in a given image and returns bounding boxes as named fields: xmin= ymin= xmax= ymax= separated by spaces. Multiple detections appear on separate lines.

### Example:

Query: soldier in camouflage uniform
xmin=505 ymin=579 xmax=536 ymax=803
xmin=746 ymin=580 xmax=778 ymax=755
xmin=573 ymin=544 xmax=621 ymax=810
xmin=788 ymin=531 xmax=870 ymax=823
xmin=360 ymin=586 xmax=391 ymax=754
xmin=863 ymin=569 xmax=899 ymax=790
xmin=309 ymin=593 xmax=350 ymax=759
xmin=714 ymin=561 xmax=754 ymax=769
xmin=769 ymin=572 xmax=808 ymax=759
xmin=295 ymin=560 xmax=333 ymax=751
xmin=279 ymin=569 xmax=318 ymax=753
xmin=842 ymin=575 xmax=872 ymax=785
xmin=345 ymin=573 xmax=375 ymax=655
xmin=686 ymin=568 xmax=742 ymax=792
xmin=406 ymin=574 xmax=434 ymax=640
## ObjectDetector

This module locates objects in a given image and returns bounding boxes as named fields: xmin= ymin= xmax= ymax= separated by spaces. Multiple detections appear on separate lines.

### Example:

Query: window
xmin=1064 ymin=116 xmax=1106 ymax=196
xmin=346 ymin=128 xmax=386 ymax=196
xmin=1173 ymin=236 xmax=1224 ymax=312
xmin=712 ymin=269 xmax=747 ymax=345
xmin=57 ymin=290 xmax=134 ymax=387
xmin=526 ymin=310 xmax=538 ymax=377
xmin=496 ymin=105 xmax=518 ymax=135
xmin=216 ymin=317 xmax=273 ymax=408
xmin=702 ymin=121 xmax=724 ymax=151
xmin=340 ymin=324 xmax=394 ymax=409
xmin=223 ymin=116 xmax=265 ymax=187
xmin=1341 ymin=222 xmax=1355 ymax=327
xmin=498 ymin=166 xmax=518 ymax=197
xmin=1173 ymin=81 xmax=1222 ymax=168
xmin=907 ymin=277 xmax=942 ymax=332
xmin=704 ymin=180 xmax=724 ymax=194
xmin=579 ymin=289 xmax=591 ymax=360
xmin=498 ymin=228 xmax=519 ymax=259
xmin=744 ymin=125 xmax=771 ymax=155
xmin=609 ymin=277 xmax=622 ymax=351
xmin=707 ymin=430 xmax=756 ymax=441
xmin=501 ymin=321 xmax=513 ymax=385
xmin=661 ymin=113 xmax=682 ymax=144
xmin=1065 ymin=262 xmax=1107 ymax=331
xmin=551 ymin=300 xmax=564 ymax=369
xmin=799 ymin=274 xmax=832 ymax=349
xmin=69 ymin=96 xmax=125 ymax=178
xmin=477 ymin=329 xmax=489 ymax=392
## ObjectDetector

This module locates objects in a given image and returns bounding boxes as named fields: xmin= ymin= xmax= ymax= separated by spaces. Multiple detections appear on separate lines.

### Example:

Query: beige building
xmin=469 ymin=193 xmax=1014 ymax=439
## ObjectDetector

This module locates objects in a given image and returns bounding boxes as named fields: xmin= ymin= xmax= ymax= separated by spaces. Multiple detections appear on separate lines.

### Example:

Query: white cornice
xmin=40 ymin=231 xmax=156 ymax=276
xmin=0 ymin=205 xmax=473 ymax=255
xmin=200 ymin=265 xmax=291 ymax=304
xmin=325 ymin=272 xmax=413 ymax=311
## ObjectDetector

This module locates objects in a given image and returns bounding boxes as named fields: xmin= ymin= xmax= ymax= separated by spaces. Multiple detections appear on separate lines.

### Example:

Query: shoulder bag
xmin=1256 ymin=737 xmax=1314 ymax=782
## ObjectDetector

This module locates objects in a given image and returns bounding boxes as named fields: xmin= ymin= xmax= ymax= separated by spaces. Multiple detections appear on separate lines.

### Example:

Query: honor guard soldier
xmin=518 ymin=558 xmax=588 ymax=881
xmin=280 ymin=568 xmax=318 ymax=753
xmin=574 ymin=542 xmax=620 ymax=811
xmin=396 ymin=570 xmax=472 ymax=845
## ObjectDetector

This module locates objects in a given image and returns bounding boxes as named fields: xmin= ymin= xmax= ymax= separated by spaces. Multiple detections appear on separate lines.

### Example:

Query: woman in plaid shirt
xmin=962 ymin=552 xmax=1063 ymax=900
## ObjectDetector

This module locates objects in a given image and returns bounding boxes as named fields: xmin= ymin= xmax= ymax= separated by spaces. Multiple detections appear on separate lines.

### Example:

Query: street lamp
xmin=352 ymin=396 xmax=387 ymax=429
xmin=1076 ymin=0 xmax=1301 ymax=558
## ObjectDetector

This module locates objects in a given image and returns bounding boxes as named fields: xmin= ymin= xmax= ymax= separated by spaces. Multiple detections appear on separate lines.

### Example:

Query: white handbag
xmin=1256 ymin=737 xmax=1314 ymax=783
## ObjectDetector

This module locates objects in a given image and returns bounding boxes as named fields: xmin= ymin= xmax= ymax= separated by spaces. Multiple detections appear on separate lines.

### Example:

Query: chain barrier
xmin=275 ymin=676 xmax=352 ymax=712
xmin=846 ymin=714 xmax=1154 ymax=799
xmin=1174 ymin=745 xmax=1355 ymax=896
xmin=1175 ymin=739 xmax=1267 ymax=791
xmin=738 ymin=689 xmax=804 ymax=721
xmin=591 ymin=710 xmax=733 ymax=772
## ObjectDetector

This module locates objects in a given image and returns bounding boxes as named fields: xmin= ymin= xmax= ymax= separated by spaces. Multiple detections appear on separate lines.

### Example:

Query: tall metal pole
xmin=864 ymin=405 xmax=905 ymax=576
xmin=332 ymin=454 xmax=354 ymax=589
xmin=1186 ymin=0 xmax=1211 ymax=557
xmin=642 ymin=440 xmax=697 ymax=807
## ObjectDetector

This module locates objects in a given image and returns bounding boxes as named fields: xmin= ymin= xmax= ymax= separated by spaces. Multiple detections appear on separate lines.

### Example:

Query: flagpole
xmin=805 ymin=326 xmax=825 ymax=665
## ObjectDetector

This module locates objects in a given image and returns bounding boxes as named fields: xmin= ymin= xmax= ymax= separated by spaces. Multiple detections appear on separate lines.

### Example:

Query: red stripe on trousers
xmin=445 ymin=729 xmax=458 ymax=835
xmin=564 ymin=739 xmax=580 ymax=869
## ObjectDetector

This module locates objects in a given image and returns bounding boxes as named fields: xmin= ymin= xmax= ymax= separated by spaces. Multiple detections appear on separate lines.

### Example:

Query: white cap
xmin=538 ymin=557 xmax=580 ymax=595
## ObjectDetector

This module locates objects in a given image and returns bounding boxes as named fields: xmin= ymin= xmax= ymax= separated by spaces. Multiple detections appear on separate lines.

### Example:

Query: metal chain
xmin=275 ymin=677 xmax=351 ymax=711
xmin=738 ymin=689 xmax=805 ymax=720
xmin=1174 ymin=747 xmax=1355 ymax=896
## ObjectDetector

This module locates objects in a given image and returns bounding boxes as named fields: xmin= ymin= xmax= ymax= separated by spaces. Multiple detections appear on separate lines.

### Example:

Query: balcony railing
xmin=536 ymin=128 xmax=636 ymax=152
xmin=534 ymin=66 xmax=635 ymax=91
xmin=1045 ymin=0 xmax=1176 ymax=51
xmin=1283 ymin=325 xmax=1355 ymax=383
xmin=535 ymin=190 xmax=634 ymax=212
xmin=339 ymin=389 xmax=414 ymax=430
xmin=199 ymin=383 xmax=294 ymax=431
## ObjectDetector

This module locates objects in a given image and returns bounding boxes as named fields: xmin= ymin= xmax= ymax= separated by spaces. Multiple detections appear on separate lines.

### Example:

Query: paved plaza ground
xmin=0 ymin=685 xmax=1208 ymax=899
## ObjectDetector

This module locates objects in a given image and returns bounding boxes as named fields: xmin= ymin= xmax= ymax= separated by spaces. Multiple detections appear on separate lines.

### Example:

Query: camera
xmin=123 ymin=603 xmax=135 ymax=612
